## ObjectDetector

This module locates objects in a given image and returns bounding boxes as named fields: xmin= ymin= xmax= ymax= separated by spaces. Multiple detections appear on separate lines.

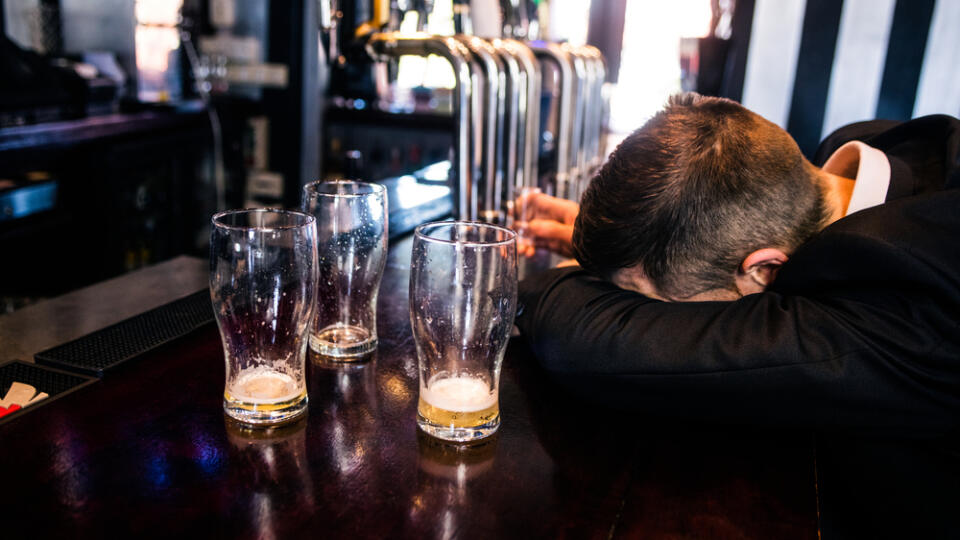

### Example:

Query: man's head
xmin=573 ymin=93 xmax=829 ymax=301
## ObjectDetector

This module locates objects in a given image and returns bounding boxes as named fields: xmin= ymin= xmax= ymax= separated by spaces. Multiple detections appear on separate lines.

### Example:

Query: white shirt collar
xmin=820 ymin=141 xmax=891 ymax=215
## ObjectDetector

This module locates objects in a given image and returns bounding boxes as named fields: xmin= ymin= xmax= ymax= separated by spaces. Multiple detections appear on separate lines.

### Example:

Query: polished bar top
xmin=0 ymin=256 xmax=207 ymax=365
xmin=0 ymin=236 xmax=817 ymax=538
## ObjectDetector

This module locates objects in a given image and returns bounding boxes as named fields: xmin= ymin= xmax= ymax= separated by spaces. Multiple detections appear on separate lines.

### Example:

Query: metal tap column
xmin=500 ymin=39 xmax=541 ymax=192
xmin=456 ymin=36 xmax=507 ymax=223
xmin=562 ymin=43 xmax=588 ymax=201
xmin=366 ymin=32 xmax=476 ymax=218
xmin=530 ymin=43 xmax=574 ymax=200
xmin=489 ymin=39 xmax=524 ymax=214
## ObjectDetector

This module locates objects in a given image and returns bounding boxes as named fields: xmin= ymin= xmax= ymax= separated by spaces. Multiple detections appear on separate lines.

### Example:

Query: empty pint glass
xmin=410 ymin=222 xmax=518 ymax=442
xmin=302 ymin=180 xmax=388 ymax=359
xmin=210 ymin=209 xmax=318 ymax=425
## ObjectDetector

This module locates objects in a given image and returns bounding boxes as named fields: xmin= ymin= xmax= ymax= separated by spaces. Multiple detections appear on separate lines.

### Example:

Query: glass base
xmin=223 ymin=392 xmax=308 ymax=426
xmin=310 ymin=324 xmax=377 ymax=360
xmin=417 ymin=411 xmax=500 ymax=442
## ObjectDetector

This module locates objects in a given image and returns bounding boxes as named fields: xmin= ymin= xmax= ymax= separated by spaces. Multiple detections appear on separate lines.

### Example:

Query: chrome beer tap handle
xmin=457 ymin=36 xmax=508 ymax=223
xmin=529 ymin=42 xmax=574 ymax=200
xmin=489 ymin=39 xmax=524 ymax=215
xmin=366 ymin=32 xmax=477 ymax=218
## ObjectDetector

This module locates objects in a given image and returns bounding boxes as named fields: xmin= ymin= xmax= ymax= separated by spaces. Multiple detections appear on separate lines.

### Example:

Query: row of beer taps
xmin=328 ymin=0 xmax=608 ymax=222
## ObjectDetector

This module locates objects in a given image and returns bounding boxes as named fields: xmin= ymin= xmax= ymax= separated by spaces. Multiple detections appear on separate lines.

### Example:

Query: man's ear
xmin=735 ymin=248 xmax=789 ymax=295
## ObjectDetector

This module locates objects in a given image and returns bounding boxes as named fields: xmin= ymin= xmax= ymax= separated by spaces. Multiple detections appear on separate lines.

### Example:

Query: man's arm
xmin=516 ymin=265 xmax=959 ymax=436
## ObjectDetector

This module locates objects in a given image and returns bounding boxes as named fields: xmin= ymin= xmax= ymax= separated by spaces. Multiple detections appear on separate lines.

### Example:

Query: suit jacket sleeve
xmin=516 ymin=268 xmax=957 ymax=436
xmin=516 ymin=189 xmax=960 ymax=436
xmin=516 ymin=116 xmax=960 ymax=435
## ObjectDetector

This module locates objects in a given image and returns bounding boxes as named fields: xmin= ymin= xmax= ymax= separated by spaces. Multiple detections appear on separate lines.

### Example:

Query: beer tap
xmin=366 ymin=32 xmax=478 ymax=219
xmin=562 ymin=43 xmax=588 ymax=200
xmin=581 ymin=46 xmax=607 ymax=185
xmin=529 ymin=42 xmax=574 ymax=200
xmin=455 ymin=36 xmax=507 ymax=223
xmin=452 ymin=0 xmax=473 ymax=35
xmin=501 ymin=40 xmax=541 ymax=192
xmin=488 ymin=40 xmax=523 ymax=209
xmin=319 ymin=0 xmax=341 ymax=65
xmin=499 ymin=0 xmax=528 ymax=39
xmin=410 ymin=0 xmax=434 ymax=32
xmin=490 ymin=39 xmax=540 ymax=203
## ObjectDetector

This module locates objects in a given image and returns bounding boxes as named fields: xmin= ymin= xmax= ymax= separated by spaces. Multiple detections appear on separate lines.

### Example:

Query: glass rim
xmin=211 ymin=208 xmax=316 ymax=231
xmin=414 ymin=220 xmax=517 ymax=248
xmin=303 ymin=179 xmax=386 ymax=198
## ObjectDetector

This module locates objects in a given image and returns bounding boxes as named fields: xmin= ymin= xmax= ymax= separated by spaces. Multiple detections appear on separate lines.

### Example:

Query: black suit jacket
xmin=516 ymin=115 xmax=960 ymax=537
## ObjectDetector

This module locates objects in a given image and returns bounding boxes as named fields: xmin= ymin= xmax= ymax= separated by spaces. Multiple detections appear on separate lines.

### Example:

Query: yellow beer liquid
xmin=225 ymin=369 xmax=306 ymax=412
xmin=418 ymin=375 xmax=499 ymax=428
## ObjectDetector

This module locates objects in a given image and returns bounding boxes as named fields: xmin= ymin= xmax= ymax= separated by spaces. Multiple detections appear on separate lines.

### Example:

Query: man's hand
xmin=513 ymin=191 xmax=580 ymax=258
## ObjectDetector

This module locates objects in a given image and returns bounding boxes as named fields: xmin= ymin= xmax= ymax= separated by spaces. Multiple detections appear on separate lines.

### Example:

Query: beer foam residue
xmin=421 ymin=375 xmax=496 ymax=412
xmin=230 ymin=367 xmax=301 ymax=403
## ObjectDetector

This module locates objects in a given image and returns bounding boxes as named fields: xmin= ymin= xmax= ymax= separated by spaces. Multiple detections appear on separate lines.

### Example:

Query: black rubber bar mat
xmin=0 ymin=361 xmax=97 ymax=425
xmin=34 ymin=289 xmax=214 ymax=377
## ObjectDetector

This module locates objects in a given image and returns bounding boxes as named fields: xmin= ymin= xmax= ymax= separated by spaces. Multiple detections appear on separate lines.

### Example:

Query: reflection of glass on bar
xmin=224 ymin=416 xmax=316 ymax=511
xmin=416 ymin=428 xmax=497 ymax=482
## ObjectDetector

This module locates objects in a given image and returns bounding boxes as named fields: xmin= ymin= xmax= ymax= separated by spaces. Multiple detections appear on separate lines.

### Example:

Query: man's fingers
xmin=525 ymin=219 xmax=574 ymax=257
xmin=518 ymin=192 xmax=580 ymax=224
xmin=516 ymin=237 xmax=536 ymax=258
xmin=526 ymin=219 xmax=572 ymax=241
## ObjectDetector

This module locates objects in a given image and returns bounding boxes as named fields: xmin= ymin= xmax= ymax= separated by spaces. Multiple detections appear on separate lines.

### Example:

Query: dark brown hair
xmin=573 ymin=93 xmax=827 ymax=299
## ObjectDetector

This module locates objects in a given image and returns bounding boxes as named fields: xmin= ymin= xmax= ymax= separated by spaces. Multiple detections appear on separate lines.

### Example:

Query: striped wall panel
xmin=734 ymin=0 xmax=959 ymax=156
xmin=914 ymin=0 xmax=960 ymax=118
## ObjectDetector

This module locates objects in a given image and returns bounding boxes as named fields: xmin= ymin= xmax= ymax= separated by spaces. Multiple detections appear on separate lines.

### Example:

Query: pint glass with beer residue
xmin=210 ymin=209 xmax=318 ymax=425
xmin=410 ymin=221 xmax=518 ymax=442
xmin=302 ymin=180 xmax=388 ymax=360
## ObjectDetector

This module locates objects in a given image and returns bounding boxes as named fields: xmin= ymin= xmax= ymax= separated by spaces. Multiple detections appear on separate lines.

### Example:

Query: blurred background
xmin=1 ymin=0 xmax=957 ymax=311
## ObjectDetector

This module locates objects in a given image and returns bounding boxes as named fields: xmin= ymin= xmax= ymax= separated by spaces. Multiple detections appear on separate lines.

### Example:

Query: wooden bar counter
xmin=0 ymin=236 xmax=818 ymax=538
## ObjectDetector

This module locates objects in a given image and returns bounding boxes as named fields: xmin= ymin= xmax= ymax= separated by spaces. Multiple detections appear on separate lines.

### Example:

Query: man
xmin=517 ymin=93 xmax=958 ymax=429
xmin=515 ymin=94 xmax=959 ymax=536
